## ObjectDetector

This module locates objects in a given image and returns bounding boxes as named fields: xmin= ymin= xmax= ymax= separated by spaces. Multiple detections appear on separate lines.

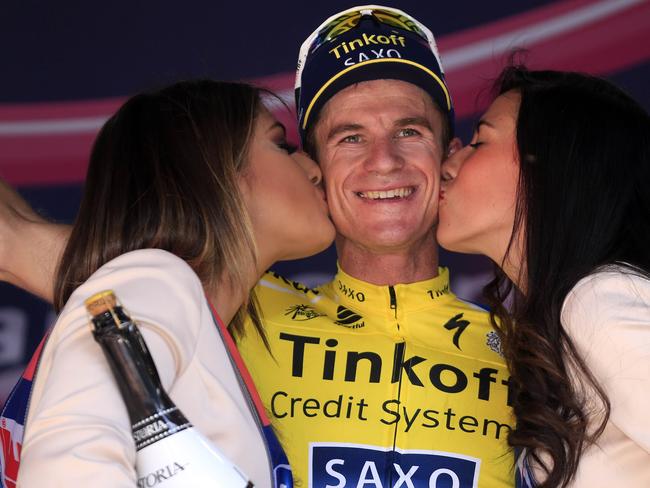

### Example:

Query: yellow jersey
xmin=239 ymin=266 xmax=515 ymax=487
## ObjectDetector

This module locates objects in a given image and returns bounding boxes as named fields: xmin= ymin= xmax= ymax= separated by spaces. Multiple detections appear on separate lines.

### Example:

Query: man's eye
xmin=396 ymin=128 xmax=419 ymax=137
xmin=469 ymin=141 xmax=483 ymax=149
xmin=341 ymin=134 xmax=361 ymax=143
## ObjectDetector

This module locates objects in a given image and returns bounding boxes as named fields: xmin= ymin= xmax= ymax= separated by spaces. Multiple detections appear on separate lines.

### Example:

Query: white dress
xmin=17 ymin=249 xmax=272 ymax=487
xmin=533 ymin=267 xmax=650 ymax=486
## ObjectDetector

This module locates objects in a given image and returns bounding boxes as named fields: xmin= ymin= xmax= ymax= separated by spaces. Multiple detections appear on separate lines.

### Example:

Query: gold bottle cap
xmin=85 ymin=290 xmax=117 ymax=317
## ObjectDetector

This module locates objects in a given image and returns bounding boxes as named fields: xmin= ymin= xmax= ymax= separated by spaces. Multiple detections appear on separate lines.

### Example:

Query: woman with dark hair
xmin=2 ymin=79 xmax=334 ymax=487
xmin=438 ymin=66 xmax=650 ymax=487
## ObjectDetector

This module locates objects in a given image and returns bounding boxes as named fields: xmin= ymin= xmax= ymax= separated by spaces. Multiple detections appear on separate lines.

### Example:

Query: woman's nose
xmin=441 ymin=138 xmax=464 ymax=182
xmin=294 ymin=150 xmax=322 ymax=185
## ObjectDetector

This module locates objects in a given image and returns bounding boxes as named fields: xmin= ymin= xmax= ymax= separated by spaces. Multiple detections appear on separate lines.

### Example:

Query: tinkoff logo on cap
xmin=295 ymin=5 xmax=454 ymax=144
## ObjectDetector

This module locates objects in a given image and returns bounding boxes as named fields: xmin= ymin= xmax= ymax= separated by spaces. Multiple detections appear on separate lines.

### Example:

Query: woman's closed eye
xmin=277 ymin=141 xmax=298 ymax=154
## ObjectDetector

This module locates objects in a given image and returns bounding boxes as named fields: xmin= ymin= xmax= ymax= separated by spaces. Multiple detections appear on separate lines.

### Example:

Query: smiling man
xmin=238 ymin=5 xmax=516 ymax=488
xmin=313 ymin=79 xmax=444 ymax=282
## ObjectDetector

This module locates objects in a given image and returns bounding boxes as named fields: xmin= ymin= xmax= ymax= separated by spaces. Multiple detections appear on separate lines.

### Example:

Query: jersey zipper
xmin=388 ymin=284 xmax=400 ymax=487
xmin=388 ymin=285 xmax=397 ymax=319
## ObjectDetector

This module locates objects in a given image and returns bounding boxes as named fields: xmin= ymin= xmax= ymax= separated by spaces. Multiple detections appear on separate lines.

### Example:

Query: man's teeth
xmin=358 ymin=187 xmax=414 ymax=200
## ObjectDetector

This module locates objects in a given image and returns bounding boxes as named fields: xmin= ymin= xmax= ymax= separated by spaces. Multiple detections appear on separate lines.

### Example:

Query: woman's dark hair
xmin=484 ymin=66 xmax=650 ymax=487
xmin=54 ymin=79 xmax=265 ymax=340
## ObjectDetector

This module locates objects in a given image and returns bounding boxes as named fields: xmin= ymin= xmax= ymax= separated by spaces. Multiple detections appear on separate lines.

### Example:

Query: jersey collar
xmin=329 ymin=265 xmax=454 ymax=315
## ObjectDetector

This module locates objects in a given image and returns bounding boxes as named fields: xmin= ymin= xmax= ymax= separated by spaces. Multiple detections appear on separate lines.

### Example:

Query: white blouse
xmin=18 ymin=249 xmax=272 ymax=487
xmin=534 ymin=267 xmax=650 ymax=486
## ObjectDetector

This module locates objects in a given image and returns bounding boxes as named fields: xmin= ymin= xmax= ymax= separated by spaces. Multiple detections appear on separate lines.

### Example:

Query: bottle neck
xmin=92 ymin=308 xmax=190 ymax=429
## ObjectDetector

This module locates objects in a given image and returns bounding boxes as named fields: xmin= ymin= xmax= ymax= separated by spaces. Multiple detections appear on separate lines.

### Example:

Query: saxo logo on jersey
xmin=310 ymin=443 xmax=480 ymax=488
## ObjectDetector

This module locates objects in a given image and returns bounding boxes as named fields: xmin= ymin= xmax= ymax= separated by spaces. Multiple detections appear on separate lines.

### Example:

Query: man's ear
xmin=447 ymin=137 xmax=463 ymax=158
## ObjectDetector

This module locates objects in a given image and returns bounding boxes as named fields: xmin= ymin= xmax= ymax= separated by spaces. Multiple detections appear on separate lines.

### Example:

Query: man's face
xmin=314 ymin=79 xmax=446 ymax=253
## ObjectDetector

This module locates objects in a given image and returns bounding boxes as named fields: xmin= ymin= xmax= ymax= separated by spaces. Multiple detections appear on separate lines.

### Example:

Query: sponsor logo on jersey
xmin=278 ymin=332 xmax=514 ymax=405
xmin=486 ymin=331 xmax=503 ymax=357
xmin=426 ymin=283 xmax=451 ymax=300
xmin=334 ymin=306 xmax=365 ymax=329
xmin=336 ymin=281 xmax=366 ymax=302
xmin=310 ymin=443 xmax=480 ymax=488
xmin=285 ymin=304 xmax=324 ymax=321
xmin=269 ymin=272 xmax=320 ymax=296
xmin=443 ymin=313 xmax=470 ymax=350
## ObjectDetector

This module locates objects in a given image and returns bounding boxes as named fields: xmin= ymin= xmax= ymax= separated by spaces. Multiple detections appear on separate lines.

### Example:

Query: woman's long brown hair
xmin=485 ymin=66 xmax=650 ymax=487
xmin=54 ymin=79 xmax=265 ymax=339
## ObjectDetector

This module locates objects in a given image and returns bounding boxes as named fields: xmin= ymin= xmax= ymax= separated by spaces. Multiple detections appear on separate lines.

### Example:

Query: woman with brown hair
xmin=1 ymin=79 xmax=334 ymax=487
xmin=438 ymin=66 xmax=650 ymax=487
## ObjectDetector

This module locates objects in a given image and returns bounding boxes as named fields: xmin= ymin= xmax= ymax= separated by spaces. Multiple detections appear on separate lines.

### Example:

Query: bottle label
xmin=136 ymin=428 xmax=250 ymax=487
xmin=131 ymin=407 xmax=192 ymax=451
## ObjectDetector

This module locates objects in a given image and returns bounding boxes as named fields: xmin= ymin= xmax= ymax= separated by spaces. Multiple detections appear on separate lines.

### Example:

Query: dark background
xmin=2 ymin=0 xmax=556 ymax=102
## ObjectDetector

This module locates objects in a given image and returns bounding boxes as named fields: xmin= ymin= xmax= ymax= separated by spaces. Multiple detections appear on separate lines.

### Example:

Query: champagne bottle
xmin=85 ymin=290 xmax=253 ymax=488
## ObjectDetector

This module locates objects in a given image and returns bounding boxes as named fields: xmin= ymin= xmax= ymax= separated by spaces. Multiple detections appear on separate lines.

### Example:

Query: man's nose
xmin=363 ymin=138 xmax=404 ymax=175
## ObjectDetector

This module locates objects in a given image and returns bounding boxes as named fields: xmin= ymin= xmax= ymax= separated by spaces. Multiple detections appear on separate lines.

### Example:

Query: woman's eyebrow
xmin=474 ymin=119 xmax=496 ymax=132
xmin=267 ymin=121 xmax=287 ymax=135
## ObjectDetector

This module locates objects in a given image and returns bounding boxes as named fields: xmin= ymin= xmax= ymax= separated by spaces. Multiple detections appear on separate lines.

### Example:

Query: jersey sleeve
xmin=18 ymin=249 xmax=207 ymax=487
xmin=561 ymin=270 xmax=650 ymax=454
